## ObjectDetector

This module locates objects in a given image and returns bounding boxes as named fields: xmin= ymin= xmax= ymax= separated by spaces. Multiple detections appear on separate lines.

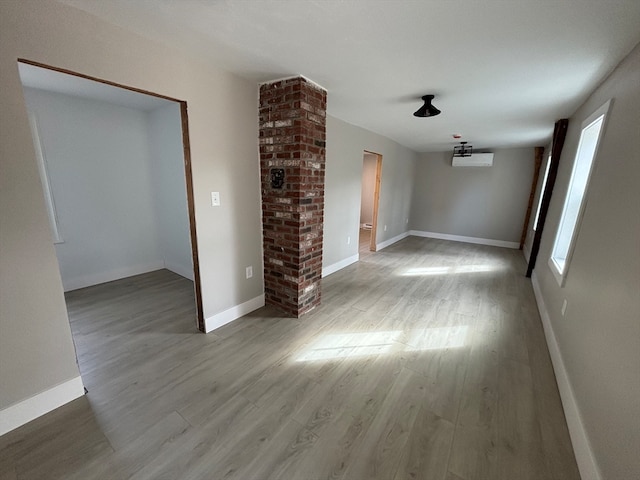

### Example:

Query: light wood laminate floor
xmin=0 ymin=237 xmax=580 ymax=479
xmin=359 ymin=227 xmax=372 ymax=257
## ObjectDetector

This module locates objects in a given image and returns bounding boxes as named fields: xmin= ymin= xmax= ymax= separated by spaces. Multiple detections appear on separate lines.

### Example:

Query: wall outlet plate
xmin=246 ymin=266 xmax=253 ymax=279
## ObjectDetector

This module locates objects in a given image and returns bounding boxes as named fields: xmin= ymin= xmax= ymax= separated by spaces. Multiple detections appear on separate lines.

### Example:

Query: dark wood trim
xmin=17 ymin=58 xmax=182 ymax=103
xmin=180 ymin=102 xmax=205 ymax=331
xmin=519 ymin=147 xmax=545 ymax=249
xmin=526 ymin=119 xmax=569 ymax=278
xmin=19 ymin=59 xmax=205 ymax=330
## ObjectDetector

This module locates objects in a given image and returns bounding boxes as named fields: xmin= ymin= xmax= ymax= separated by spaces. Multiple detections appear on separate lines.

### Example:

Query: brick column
xmin=259 ymin=77 xmax=327 ymax=317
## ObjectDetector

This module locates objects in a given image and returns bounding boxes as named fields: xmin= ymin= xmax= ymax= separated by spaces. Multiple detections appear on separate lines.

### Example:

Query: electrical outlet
xmin=561 ymin=299 xmax=567 ymax=316
xmin=384 ymin=225 xmax=387 ymax=232
xmin=406 ymin=218 xmax=409 ymax=224
xmin=246 ymin=266 xmax=253 ymax=279
xmin=347 ymin=236 xmax=351 ymax=245
xmin=211 ymin=191 xmax=221 ymax=206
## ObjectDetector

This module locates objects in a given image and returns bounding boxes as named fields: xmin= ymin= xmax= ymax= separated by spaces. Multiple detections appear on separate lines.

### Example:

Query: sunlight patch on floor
xmin=294 ymin=326 xmax=469 ymax=362
xmin=404 ymin=325 xmax=468 ymax=351
xmin=400 ymin=264 xmax=500 ymax=276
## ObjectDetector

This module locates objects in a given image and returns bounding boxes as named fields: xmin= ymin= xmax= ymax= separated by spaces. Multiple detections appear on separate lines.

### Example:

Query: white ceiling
xmin=55 ymin=0 xmax=640 ymax=152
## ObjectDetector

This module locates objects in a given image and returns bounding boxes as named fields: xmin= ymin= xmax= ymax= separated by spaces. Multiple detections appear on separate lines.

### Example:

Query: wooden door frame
xmin=364 ymin=150 xmax=383 ymax=252
xmin=17 ymin=58 xmax=205 ymax=331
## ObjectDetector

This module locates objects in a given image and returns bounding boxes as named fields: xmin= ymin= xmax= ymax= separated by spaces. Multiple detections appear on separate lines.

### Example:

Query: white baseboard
xmin=164 ymin=260 xmax=194 ymax=281
xmin=63 ymin=261 xmax=165 ymax=292
xmin=0 ymin=376 xmax=84 ymax=436
xmin=377 ymin=231 xmax=410 ymax=251
xmin=531 ymin=272 xmax=602 ymax=480
xmin=409 ymin=230 xmax=519 ymax=249
xmin=204 ymin=294 xmax=265 ymax=333
xmin=322 ymin=254 xmax=359 ymax=277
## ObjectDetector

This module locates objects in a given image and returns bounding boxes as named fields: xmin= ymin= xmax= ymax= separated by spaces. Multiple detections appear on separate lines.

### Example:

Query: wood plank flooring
xmin=0 ymin=237 xmax=581 ymax=479
xmin=359 ymin=227 xmax=372 ymax=257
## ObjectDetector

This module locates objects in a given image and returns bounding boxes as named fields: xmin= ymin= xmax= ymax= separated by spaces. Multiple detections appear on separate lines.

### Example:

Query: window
xmin=28 ymin=112 xmax=63 ymax=244
xmin=533 ymin=153 xmax=552 ymax=231
xmin=549 ymin=100 xmax=610 ymax=286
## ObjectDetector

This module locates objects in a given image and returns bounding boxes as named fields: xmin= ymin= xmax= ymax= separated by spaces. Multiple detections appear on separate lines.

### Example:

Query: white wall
xmin=359 ymin=153 xmax=377 ymax=225
xmin=324 ymin=116 xmax=417 ymax=271
xmin=529 ymin=43 xmax=640 ymax=480
xmin=410 ymin=148 xmax=534 ymax=245
xmin=148 ymin=103 xmax=193 ymax=280
xmin=0 ymin=0 xmax=263 ymax=418
xmin=23 ymin=87 xmax=166 ymax=291
xmin=23 ymin=89 xmax=193 ymax=289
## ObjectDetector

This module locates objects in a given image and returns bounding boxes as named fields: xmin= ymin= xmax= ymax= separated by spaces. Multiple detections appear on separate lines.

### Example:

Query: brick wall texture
xmin=259 ymin=77 xmax=327 ymax=317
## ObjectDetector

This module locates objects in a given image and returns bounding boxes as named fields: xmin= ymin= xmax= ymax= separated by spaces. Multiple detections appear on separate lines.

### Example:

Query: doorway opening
xmin=17 ymin=59 xmax=204 ymax=333
xmin=359 ymin=151 xmax=382 ymax=256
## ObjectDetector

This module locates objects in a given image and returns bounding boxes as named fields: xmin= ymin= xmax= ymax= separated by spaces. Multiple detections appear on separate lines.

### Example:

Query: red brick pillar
xmin=259 ymin=77 xmax=327 ymax=317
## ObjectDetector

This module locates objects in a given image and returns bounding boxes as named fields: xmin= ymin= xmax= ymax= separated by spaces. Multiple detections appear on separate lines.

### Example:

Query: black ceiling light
xmin=413 ymin=94 xmax=441 ymax=117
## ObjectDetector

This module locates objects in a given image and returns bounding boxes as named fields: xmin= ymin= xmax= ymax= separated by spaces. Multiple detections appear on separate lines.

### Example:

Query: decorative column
xmin=259 ymin=76 xmax=327 ymax=317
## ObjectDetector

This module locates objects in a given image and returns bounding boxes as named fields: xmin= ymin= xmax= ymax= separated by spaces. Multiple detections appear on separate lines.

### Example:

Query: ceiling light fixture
xmin=453 ymin=141 xmax=473 ymax=157
xmin=413 ymin=94 xmax=441 ymax=117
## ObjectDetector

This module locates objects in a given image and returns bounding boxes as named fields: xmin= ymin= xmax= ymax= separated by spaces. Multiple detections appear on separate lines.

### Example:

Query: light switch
xmin=211 ymin=192 xmax=220 ymax=206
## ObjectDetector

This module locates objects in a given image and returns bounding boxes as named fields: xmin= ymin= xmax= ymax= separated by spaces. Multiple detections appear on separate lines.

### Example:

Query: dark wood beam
xmin=526 ymin=119 xmax=569 ymax=278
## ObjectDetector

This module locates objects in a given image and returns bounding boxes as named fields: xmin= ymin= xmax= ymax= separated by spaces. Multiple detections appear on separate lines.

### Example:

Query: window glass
xmin=549 ymin=100 xmax=610 ymax=285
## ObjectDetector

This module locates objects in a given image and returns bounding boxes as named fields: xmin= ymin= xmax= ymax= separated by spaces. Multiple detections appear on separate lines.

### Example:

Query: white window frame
xmin=28 ymin=111 xmax=64 ymax=244
xmin=548 ymin=99 xmax=611 ymax=286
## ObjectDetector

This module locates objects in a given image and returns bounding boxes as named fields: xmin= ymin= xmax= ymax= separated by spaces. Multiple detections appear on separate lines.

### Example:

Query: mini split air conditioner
xmin=451 ymin=153 xmax=494 ymax=167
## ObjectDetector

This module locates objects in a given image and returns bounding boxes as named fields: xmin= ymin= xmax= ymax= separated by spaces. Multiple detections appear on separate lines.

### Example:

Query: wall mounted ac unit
xmin=452 ymin=153 xmax=494 ymax=167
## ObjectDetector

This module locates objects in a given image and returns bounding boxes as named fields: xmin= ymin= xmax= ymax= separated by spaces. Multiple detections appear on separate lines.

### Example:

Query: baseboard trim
xmin=322 ymin=254 xmax=359 ymax=277
xmin=63 ymin=262 xmax=165 ymax=292
xmin=377 ymin=231 xmax=410 ymax=251
xmin=204 ymin=294 xmax=265 ymax=333
xmin=0 ymin=376 xmax=84 ymax=436
xmin=531 ymin=272 xmax=602 ymax=480
xmin=409 ymin=230 xmax=519 ymax=249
